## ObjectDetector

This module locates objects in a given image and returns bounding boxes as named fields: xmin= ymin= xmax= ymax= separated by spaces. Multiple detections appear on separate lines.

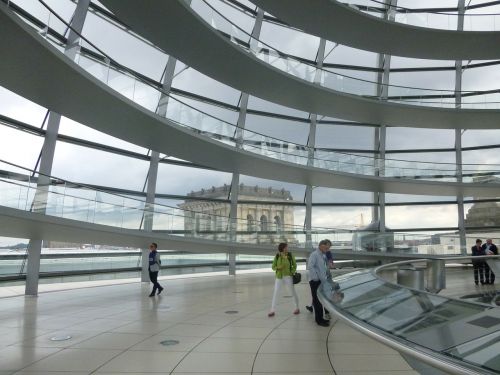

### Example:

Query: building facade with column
xmin=179 ymin=184 xmax=296 ymax=245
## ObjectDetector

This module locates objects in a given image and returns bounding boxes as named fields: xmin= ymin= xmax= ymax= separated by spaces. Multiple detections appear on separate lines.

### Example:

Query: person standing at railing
xmin=148 ymin=242 xmax=164 ymax=297
xmin=307 ymin=239 xmax=332 ymax=327
xmin=306 ymin=249 xmax=335 ymax=319
xmin=268 ymin=242 xmax=300 ymax=317
xmin=472 ymin=239 xmax=486 ymax=285
xmin=482 ymin=238 xmax=498 ymax=285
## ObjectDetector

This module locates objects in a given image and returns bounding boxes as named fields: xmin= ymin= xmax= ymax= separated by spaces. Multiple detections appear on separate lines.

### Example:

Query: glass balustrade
xmin=2 ymin=159 xmax=500 ymax=257
xmin=6 ymin=1 xmax=500 ymax=184
xmin=344 ymin=0 xmax=500 ymax=32
xmin=319 ymin=258 xmax=500 ymax=374
xmin=191 ymin=0 xmax=500 ymax=109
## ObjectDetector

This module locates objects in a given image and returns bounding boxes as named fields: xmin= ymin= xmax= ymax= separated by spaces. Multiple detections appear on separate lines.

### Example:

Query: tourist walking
xmin=268 ymin=242 xmax=300 ymax=317
xmin=148 ymin=242 xmax=164 ymax=296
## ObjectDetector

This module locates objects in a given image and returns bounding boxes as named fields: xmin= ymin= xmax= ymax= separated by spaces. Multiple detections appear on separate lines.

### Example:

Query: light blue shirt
xmin=308 ymin=248 xmax=328 ymax=283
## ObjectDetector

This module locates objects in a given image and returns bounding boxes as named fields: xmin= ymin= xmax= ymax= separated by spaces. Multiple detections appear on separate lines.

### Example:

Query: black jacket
xmin=471 ymin=245 xmax=485 ymax=264
xmin=482 ymin=243 xmax=499 ymax=255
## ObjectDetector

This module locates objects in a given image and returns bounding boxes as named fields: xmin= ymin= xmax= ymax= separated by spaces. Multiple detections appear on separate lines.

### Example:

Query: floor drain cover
xmin=160 ymin=339 xmax=180 ymax=346
xmin=225 ymin=310 xmax=239 ymax=314
xmin=50 ymin=335 xmax=72 ymax=341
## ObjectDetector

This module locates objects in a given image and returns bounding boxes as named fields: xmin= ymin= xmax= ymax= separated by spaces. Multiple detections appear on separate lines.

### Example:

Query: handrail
xmin=6 ymin=1 xmax=500 ymax=182
xmin=373 ymin=255 xmax=500 ymax=307
xmin=199 ymin=0 xmax=500 ymax=101
xmin=318 ymin=256 xmax=500 ymax=374
xmin=26 ymin=0 xmax=496 ymax=170
xmin=4 ymin=0 xmax=496 ymax=182
xmin=4 ymin=158 xmax=500 ymax=254
xmin=353 ymin=0 xmax=500 ymax=16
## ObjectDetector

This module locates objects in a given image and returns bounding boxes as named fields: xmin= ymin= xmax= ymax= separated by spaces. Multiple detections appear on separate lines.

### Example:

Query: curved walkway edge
xmin=98 ymin=0 xmax=500 ymax=129
xmin=251 ymin=0 xmax=500 ymax=60
xmin=3 ymin=3 xmax=500 ymax=196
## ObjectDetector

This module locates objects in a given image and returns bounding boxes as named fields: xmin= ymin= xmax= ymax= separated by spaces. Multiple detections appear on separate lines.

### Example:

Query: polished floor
xmin=0 ymin=271 xmax=418 ymax=375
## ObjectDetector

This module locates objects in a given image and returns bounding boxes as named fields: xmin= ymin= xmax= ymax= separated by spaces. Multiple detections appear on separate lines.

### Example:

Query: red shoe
xmin=268 ymin=311 xmax=275 ymax=317
xmin=293 ymin=309 xmax=300 ymax=315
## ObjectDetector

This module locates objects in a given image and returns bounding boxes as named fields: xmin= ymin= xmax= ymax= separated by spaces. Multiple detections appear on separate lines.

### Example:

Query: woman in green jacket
xmin=268 ymin=242 xmax=300 ymax=317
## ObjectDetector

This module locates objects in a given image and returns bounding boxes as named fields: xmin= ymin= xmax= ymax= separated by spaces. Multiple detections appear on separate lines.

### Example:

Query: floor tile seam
xmin=85 ymin=326 xmax=166 ymax=375
xmin=156 ymin=293 xmax=270 ymax=336
xmin=166 ymin=295 xmax=273 ymax=375
xmin=88 ymin=334 xmax=161 ymax=375
xmin=249 ymin=312 xmax=301 ymax=375
xmin=327 ymin=320 xmax=415 ymax=372
xmin=69 ymin=326 xmax=159 ymax=351
xmin=0 ymin=270 xmax=275 ymax=301
xmin=325 ymin=318 xmax=339 ymax=375
xmin=9 ymin=347 xmax=65 ymax=373
xmin=6 ymin=324 xmax=108 ymax=350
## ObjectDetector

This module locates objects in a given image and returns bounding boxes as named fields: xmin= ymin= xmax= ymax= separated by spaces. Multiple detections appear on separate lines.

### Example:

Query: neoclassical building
xmin=179 ymin=185 xmax=296 ymax=244
xmin=465 ymin=176 xmax=500 ymax=228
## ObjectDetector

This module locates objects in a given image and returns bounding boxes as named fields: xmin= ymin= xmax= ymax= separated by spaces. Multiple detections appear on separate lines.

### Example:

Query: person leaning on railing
xmin=471 ymin=239 xmax=486 ymax=286
xmin=307 ymin=239 xmax=333 ymax=327
xmin=482 ymin=238 xmax=498 ymax=285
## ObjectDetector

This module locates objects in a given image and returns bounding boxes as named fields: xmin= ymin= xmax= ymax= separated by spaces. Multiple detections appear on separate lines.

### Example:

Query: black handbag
xmin=292 ymin=272 xmax=301 ymax=284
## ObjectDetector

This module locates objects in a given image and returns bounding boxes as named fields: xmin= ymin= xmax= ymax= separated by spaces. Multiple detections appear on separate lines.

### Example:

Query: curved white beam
xmin=98 ymin=0 xmax=500 ymax=129
xmin=2 ymin=3 xmax=500 ymax=196
xmin=0 ymin=205 xmax=460 ymax=261
xmin=250 ymin=0 xmax=500 ymax=60
xmin=0 ymin=205 xmax=291 ymax=256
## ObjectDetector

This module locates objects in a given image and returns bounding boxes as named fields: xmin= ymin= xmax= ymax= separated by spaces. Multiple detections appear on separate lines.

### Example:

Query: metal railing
xmin=319 ymin=255 xmax=500 ymax=374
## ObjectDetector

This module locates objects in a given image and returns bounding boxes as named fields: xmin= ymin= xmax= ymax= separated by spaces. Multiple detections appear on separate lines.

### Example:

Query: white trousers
xmin=270 ymin=276 xmax=299 ymax=312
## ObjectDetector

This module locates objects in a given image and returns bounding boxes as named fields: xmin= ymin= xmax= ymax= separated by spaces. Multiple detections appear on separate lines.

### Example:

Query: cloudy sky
xmin=1 ymin=0 xmax=500 ymax=247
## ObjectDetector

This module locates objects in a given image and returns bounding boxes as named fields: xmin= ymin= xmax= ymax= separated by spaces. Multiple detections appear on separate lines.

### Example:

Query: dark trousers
xmin=149 ymin=270 xmax=162 ymax=293
xmin=473 ymin=262 xmax=485 ymax=284
xmin=309 ymin=280 xmax=325 ymax=324
xmin=485 ymin=263 xmax=496 ymax=284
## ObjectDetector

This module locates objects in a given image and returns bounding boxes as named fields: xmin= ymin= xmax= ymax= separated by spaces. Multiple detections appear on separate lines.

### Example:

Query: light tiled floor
xmin=0 ymin=272 xmax=418 ymax=374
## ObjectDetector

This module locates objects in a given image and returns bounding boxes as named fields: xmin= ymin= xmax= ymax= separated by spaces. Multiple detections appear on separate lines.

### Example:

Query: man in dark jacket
xmin=148 ymin=242 xmax=164 ymax=297
xmin=472 ymin=239 xmax=486 ymax=285
xmin=482 ymin=238 xmax=498 ymax=284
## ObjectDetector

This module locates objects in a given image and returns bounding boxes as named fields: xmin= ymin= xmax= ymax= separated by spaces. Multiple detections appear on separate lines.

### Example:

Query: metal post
xmin=426 ymin=259 xmax=446 ymax=293
xmin=455 ymin=0 xmax=466 ymax=255
xmin=228 ymin=173 xmax=239 ymax=276
xmin=304 ymin=38 xmax=326 ymax=250
xmin=25 ymin=0 xmax=90 ymax=296
xmin=228 ymin=9 xmax=264 ymax=275
xmin=142 ymin=151 xmax=159 ymax=282
xmin=370 ymin=0 xmax=395 ymax=250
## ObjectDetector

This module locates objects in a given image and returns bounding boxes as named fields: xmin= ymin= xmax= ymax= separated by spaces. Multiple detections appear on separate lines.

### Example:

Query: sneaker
xmin=317 ymin=320 xmax=329 ymax=327
xmin=324 ymin=312 xmax=331 ymax=320
xmin=293 ymin=309 xmax=300 ymax=315
xmin=148 ymin=292 xmax=155 ymax=297
xmin=268 ymin=311 xmax=275 ymax=317
xmin=305 ymin=305 xmax=313 ymax=313
xmin=158 ymin=287 xmax=164 ymax=295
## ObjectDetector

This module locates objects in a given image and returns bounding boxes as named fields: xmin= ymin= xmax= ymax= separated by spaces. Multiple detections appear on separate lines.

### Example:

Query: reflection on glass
xmin=321 ymin=268 xmax=497 ymax=374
